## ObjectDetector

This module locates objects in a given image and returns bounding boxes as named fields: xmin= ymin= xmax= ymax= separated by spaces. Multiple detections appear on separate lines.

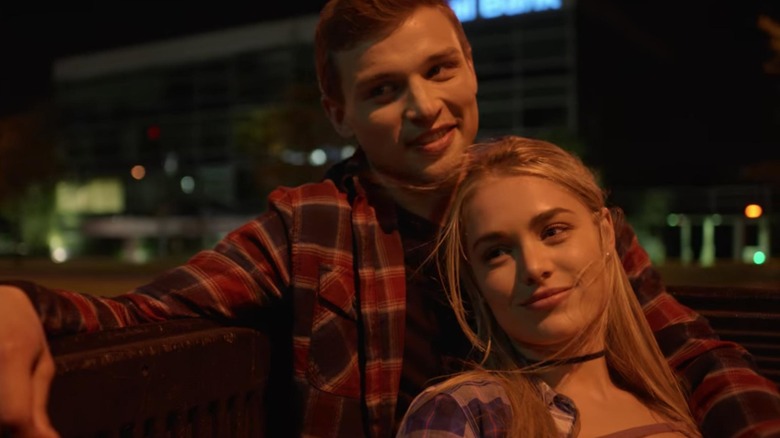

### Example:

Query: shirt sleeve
xmin=2 ymin=205 xmax=292 ymax=336
xmin=612 ymin=208 xmax=780 ymax=437
xmin=396 ymin=391 xmax=478 ymax=438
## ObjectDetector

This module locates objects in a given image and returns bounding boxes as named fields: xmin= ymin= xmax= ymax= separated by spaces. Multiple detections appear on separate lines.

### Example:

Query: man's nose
xmin=404 ymin=79 xmax=441 ymax=121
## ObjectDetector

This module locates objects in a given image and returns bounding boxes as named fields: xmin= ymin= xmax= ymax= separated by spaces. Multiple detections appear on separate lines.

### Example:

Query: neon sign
xmin=449 ymin=0 xmax=562 ymax=22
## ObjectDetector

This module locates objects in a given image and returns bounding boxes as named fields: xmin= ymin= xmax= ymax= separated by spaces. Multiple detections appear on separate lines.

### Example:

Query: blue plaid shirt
xmin=397 ymin=378 xmax=697 ymax=437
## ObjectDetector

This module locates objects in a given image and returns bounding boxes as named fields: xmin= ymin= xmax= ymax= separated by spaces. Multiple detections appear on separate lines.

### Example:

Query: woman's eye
xmin=541 ymin=225 xmax=568 ymax=240
xmin=484 ymin=246 xmax=511 ymax=262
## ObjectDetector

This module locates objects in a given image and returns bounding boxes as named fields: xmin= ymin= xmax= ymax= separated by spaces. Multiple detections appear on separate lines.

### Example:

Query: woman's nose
xmin=520 ymin=247 xmax=552 ymax=286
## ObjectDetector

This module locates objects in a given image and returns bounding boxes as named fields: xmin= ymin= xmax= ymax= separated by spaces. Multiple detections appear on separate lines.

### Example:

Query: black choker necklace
xmin=527 ymin=350 xmax=606 ymax=368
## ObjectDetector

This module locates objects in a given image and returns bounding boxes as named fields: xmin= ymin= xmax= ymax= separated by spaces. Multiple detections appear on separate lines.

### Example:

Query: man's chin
xmin=369 ymin=165 xmax=458 ymax=193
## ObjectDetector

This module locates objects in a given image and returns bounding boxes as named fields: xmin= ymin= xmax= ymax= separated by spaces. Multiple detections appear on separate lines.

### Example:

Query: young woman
xmin=397 ymin=136 xmax=701 ymax=437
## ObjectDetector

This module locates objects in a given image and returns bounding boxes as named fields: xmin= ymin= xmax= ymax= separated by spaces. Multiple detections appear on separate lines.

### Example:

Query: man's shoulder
xmin=268 ymin=179 xmax=351 ymax=208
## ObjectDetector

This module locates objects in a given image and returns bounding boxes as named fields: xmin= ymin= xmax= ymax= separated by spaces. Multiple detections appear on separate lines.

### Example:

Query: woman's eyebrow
xmin=469 ymin=207 xmax=575 ymax=252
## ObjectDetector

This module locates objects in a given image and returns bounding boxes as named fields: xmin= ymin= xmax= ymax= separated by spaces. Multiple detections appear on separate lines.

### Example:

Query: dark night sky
xmin=0 ymin=1 xmax=328 ymax=115
xmin=577 ymin=0 xmax=780 ymax=187
xmin=1 ymin=0 xmax=779 ymax=187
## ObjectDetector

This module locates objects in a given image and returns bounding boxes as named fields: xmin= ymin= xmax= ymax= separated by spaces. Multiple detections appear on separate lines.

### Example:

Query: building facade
xmin=40 ymin=0 xmax=775 ymax=266
xmin=46 ymin=1 xmax=577 ymax=262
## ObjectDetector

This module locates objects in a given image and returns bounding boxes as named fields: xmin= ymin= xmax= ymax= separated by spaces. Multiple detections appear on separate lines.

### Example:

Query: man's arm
xmin=613 ymin=208 xmax=780 ymax=437
xmin=1 ymin=208 xmax=292 ymax=336
xmin=0 ymin=204 xmax=294 ymax=435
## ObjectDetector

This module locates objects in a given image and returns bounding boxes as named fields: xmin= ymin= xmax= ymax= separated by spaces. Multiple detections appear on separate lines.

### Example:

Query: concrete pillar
xmin=680 ymin=215 xmax=693 ymax=265
xmin=759 ymin=217 xmax=771 ymax=258
xmin=732 ymin=217 xmax=744 ymax=262
xmin=699 ymin=215 xmax=716 ymax=267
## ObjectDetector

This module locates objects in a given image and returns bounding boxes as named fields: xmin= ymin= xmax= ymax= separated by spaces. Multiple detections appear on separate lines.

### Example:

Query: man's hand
xmin=0 ymin=286 xmax=59 ymax=437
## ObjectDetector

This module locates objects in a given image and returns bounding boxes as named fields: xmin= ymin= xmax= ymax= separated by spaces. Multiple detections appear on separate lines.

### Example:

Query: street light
xmin=744 ymin=204 xmax=763 ymax=219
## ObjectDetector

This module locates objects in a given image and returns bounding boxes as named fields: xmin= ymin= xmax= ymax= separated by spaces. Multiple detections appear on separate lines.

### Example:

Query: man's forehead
xmin=333 ymin=9 xmax=463 ymax=81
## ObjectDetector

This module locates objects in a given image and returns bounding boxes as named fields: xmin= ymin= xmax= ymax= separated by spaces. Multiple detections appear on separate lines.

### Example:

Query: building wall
xmin=52 ymin=6 xmax=577 ymax=216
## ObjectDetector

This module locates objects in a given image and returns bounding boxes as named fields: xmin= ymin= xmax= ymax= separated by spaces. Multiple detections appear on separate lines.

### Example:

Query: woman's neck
xmin=540 ymin=357 xmax=615 ymax=400
xmin=543 ymin=358 xmax=680 ymax=438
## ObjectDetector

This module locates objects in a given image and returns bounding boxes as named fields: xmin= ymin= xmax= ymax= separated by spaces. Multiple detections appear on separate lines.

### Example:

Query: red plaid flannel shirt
xmin=10 ymin=155 xmax=780 ymax=437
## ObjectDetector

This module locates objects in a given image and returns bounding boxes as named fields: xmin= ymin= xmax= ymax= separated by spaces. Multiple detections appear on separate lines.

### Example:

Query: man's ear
xmin=321 ymin=95 xmax=353 ymax=138
xmin=466 ymin=58 xmax=478 ymax=94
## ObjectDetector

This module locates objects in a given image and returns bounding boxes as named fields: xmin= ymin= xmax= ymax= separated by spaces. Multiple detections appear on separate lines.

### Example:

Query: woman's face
xmin=462 ymin=175 xmax=613 ymax=358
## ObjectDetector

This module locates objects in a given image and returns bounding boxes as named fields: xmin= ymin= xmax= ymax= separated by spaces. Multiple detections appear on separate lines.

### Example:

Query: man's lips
xmin=520 ymin=287 xmax=571 ymax=308
xmin=406 ymin=125 xmax=455 ymax=149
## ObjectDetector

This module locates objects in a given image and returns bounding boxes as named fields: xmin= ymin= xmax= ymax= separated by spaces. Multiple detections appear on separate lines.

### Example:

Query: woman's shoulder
xmin=398 ymin=376 xmax=512 ymax=437
xmin=424 ymin=376 xmax=511 ymax=406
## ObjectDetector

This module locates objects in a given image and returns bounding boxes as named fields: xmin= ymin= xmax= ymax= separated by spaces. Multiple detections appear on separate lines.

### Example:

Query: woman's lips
xmin=521 ymin=287 xmax=572 ymax=310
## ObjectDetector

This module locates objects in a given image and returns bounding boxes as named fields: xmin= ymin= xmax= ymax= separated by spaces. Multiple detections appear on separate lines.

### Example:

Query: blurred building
xmin=47 ymin=1 xmax=578 ymax=262
xmin=39 ymin=0 xmax=776 ymax=265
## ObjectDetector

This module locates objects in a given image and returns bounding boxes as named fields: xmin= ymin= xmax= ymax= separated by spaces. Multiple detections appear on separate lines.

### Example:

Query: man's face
xmin=324 ymin=6 xmax=479 ymax=186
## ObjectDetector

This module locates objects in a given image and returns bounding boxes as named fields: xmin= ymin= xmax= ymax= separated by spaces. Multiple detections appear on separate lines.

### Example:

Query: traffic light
xmin=141 ymin=124 xmax=163 ymax=164
xmin=146 ymin=124 xmax=161 ymax=141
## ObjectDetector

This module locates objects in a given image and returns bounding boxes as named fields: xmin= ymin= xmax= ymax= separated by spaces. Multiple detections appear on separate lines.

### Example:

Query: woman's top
xmin=396 ymin=377 xmax=695 ymax=437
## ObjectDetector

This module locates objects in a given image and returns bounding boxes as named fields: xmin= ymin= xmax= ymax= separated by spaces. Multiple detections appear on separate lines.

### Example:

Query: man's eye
xmin=368 ymin=83 xmax=396 ymax=99
xmin=427 ymin=61 xmax=458 ymax=79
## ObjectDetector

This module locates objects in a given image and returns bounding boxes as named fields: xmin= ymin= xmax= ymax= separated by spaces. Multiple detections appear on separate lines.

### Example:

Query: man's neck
xmin=384 ymin=184 xmax=453 ymax=225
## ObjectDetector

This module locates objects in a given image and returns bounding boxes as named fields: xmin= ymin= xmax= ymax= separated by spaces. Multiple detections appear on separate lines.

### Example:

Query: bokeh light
xmin=131 ymin=165 xmax=146 ymax=180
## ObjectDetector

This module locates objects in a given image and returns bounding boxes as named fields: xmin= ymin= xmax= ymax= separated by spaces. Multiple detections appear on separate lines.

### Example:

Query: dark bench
xmin=46 ymin=285 xmax=780 ymax=437
xmin=668 ymin=285 xmax=780 ymax=385
xmin=48 ymin=319 xmax=271 ymax=438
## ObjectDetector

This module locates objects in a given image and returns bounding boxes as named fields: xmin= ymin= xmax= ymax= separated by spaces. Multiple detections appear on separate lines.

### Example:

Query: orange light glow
xmin=131 ymin=165 xmax=146 ymax=180
xmin=744 ymin=204 xmax=763 ymax=219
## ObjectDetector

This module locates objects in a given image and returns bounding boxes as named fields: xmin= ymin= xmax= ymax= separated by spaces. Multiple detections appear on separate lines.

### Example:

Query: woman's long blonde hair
xmin=428 ymin=135 xmax=698 ymax=436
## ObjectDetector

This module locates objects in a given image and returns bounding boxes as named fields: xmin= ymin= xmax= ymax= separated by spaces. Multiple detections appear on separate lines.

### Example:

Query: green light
xmin=753 ymin=251 xmax=767 ymax=265
xmin=667 ymin=214 xmax=679 ymax=227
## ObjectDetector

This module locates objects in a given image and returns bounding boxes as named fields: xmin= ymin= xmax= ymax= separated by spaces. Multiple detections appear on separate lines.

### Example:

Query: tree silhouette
xmin=234 ymin=83 xmax=346 ymax=196
xmin=0 ymin=104 xmax=60 ymax=204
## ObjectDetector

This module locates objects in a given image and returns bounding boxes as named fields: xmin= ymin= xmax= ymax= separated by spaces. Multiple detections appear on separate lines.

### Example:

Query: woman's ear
xmin=599 ymin=207 xmax=616 ymax=253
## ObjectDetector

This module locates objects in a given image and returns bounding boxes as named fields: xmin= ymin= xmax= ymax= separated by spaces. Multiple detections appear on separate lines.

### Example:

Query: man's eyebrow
xmin=355 ymin=71 xmax=396 ymax=89
xmin=428 ymin=47 xmax=462 ymax=61
xmin=355 ymin=47 xmax=463 ymax=88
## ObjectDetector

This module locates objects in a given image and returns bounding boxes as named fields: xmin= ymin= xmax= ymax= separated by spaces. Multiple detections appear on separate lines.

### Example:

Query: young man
xmin=1 ymin=1 xmax=779 ymax=437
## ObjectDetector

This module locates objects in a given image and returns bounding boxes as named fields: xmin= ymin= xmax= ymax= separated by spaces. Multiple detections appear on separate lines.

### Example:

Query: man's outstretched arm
xmin=0 ymin=199 xmax=296 ymax=436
